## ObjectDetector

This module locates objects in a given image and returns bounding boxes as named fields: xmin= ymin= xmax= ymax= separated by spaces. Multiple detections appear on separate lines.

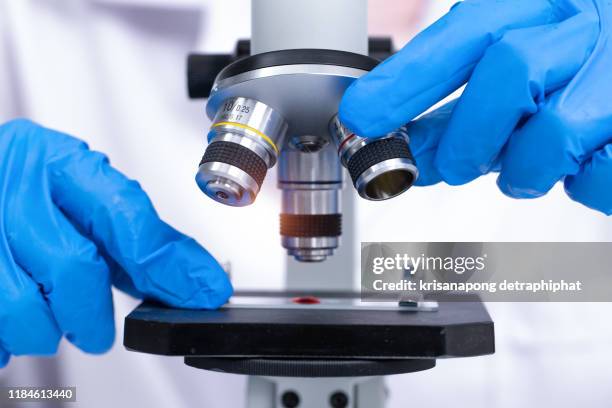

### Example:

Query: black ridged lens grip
xmin=346 ymin=138 xmax=415 ymax=184
xmin=280 ymin=214 xmax=342 ymax=237
xmin=200 ymin=141 xmax=268 ymax=186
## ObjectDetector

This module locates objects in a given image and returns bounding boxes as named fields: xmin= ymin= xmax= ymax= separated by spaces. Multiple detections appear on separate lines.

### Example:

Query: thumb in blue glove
xmin=0 ymin=119 xmax=233 ymax=368
xmin=340 ymin=0 xmax=612 ymax=215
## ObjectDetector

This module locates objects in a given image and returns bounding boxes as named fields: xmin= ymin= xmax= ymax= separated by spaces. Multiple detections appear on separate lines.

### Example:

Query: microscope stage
xmin=124 ymin=292 xmax=493 ymax=376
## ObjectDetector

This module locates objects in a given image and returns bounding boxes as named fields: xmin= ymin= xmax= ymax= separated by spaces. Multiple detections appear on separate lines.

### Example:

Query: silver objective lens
xmin=196 ymin=97 xmax=288 ymax=206
xmin=330 ymin=116 xmax=418 ymax=201
xmin=278 ymin=146 xmax=342 ymax=262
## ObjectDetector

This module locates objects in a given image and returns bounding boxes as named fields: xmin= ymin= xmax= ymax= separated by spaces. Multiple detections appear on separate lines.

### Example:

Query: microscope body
xmin=190 ymin=5 xmax=419 ymax=403
xmin=194 ymin=0 xmax=418 ymax=263
xmin=123 ymin=5 xmax=494 ymax=408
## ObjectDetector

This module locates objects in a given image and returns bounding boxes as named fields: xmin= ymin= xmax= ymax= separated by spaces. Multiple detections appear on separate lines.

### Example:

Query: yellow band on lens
xmin=212 ymin=121 xmax=279 ymax=154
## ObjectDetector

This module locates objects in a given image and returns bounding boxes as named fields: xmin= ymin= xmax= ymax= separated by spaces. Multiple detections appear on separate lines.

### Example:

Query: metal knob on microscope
xmin=196 ymin=97 xmax=288 ymax=206
xmin=330 ymin=116 xmax=419 ymax=201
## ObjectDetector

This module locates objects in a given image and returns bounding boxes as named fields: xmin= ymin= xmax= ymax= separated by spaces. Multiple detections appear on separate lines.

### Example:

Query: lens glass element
xmin=364 ymin=168 xmax=416 ymax=200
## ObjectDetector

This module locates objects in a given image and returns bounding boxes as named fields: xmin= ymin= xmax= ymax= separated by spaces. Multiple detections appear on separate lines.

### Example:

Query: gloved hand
xmin=0 ymin=119 xmax=232 ymax=368
xmin=340 ymin=0 xmax=612 ymax=214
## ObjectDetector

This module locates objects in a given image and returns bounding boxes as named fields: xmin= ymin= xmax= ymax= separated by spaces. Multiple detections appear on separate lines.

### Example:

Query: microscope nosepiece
xmin=330 ymin=117 xmax=418 ymax=201
xmin=196 ymin=97 xmax=287 ymax=206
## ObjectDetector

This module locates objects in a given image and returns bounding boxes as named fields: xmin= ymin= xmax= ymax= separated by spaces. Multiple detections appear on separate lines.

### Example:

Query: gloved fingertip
xmin=65 ymin=323 xmax=116 ymax=355
xmin=80 ymin=340 xmax=115 ymax=355
xmin=561 ymin=146 xmax=612 ymax=215
xmin=202 ymin=282 xmax=233 ymax=309
xmin=135 ymin=240 xmax=234 ymax=310
xmin=496 ymin=177 xmax=522 ymax=198
xmin=177 ymin=268 xmax=233 ymax=310
xmin=339 ymin=82 xmax=394 ymax=138
xmin=496 ymin=174 xmax=546 ymax=199
xmin=336 ymin=108 xmax=365 ymax=138
xmin=564 ymin=177 xmax=612 ymax=216
xmin=24 ymin=338 xmax=61 ymax=357
xmin=434 ymin=137 xmax=496 ymax=186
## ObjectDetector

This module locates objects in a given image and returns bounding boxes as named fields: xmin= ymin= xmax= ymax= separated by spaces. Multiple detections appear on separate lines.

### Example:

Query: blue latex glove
xmin=340 ymin=0 xmax=612 ymax=214
xmin=0 ymin=119 xmax=232 ymax=368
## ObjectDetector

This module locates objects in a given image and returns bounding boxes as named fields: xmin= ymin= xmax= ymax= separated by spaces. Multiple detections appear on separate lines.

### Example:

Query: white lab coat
xmin=0 ymin=1 xmax=611 ymax=407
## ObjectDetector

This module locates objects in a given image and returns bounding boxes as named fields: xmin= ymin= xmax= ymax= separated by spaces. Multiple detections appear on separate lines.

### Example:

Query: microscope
xmin=124 ymin=1 xmax=494 ymax=407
